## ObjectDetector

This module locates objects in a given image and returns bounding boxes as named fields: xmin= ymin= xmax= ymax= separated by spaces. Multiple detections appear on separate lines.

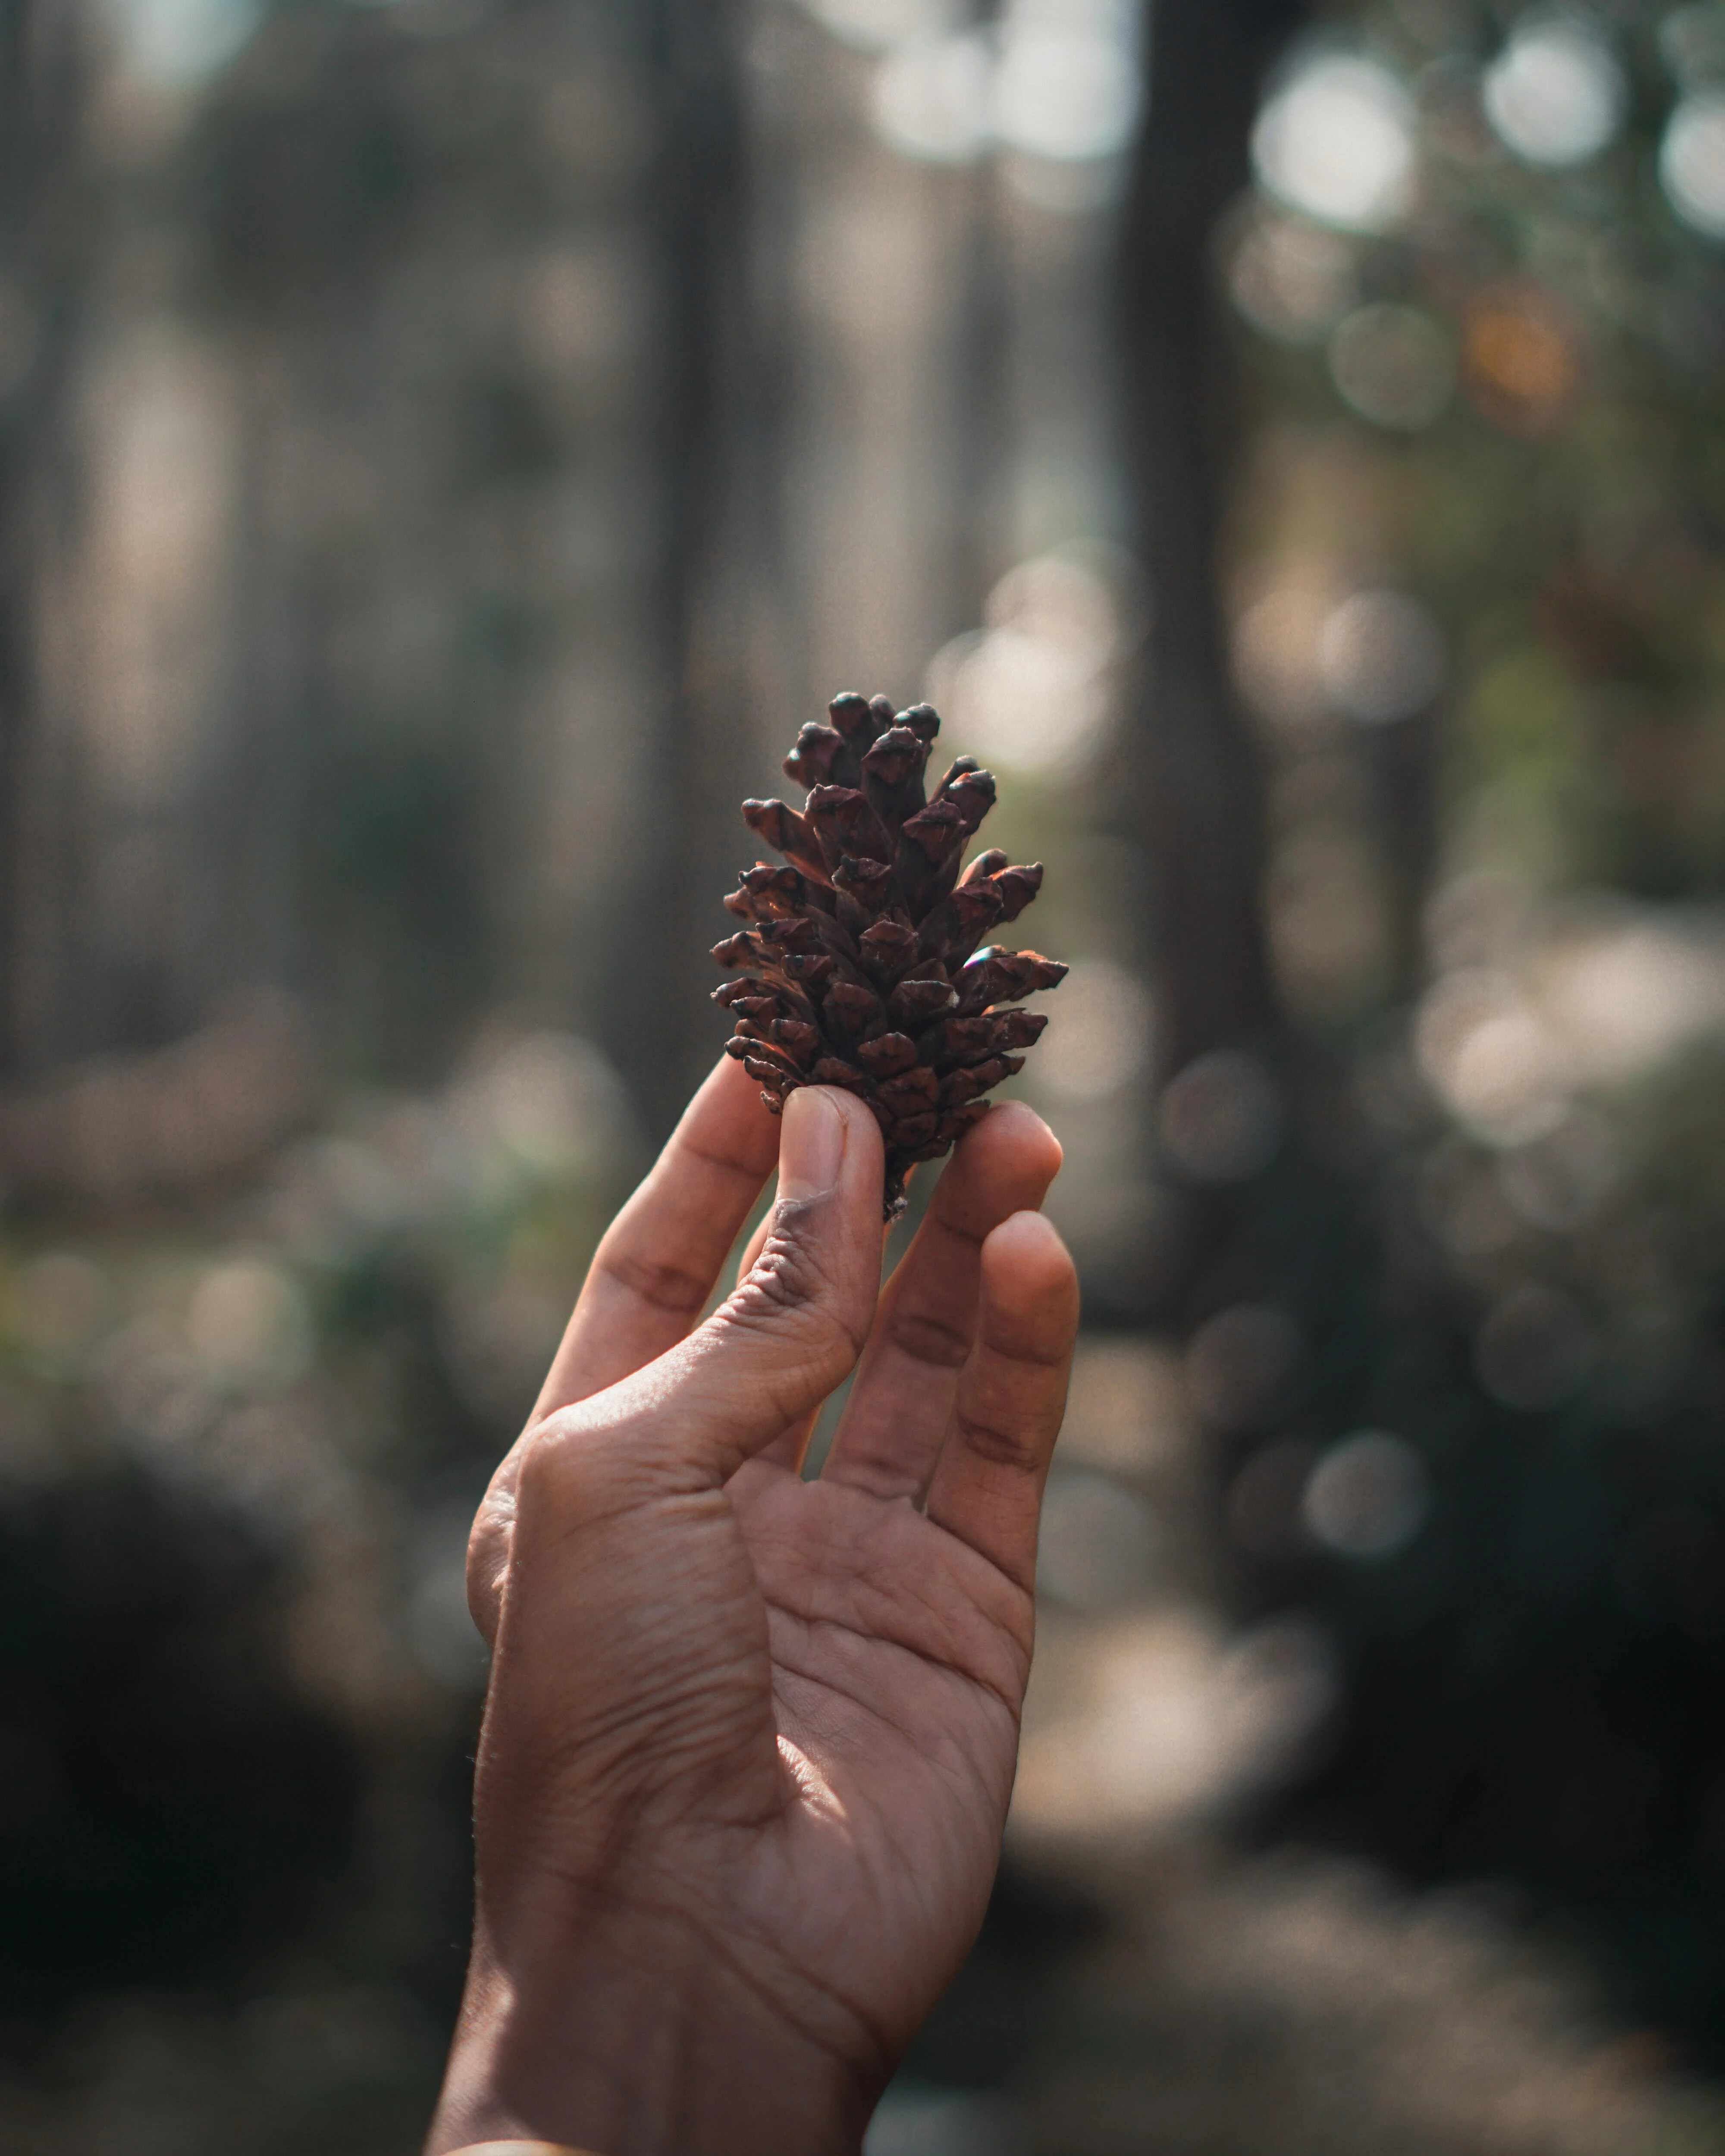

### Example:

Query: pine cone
xmin=713 ymin=692 xmax=1067 ymax=1219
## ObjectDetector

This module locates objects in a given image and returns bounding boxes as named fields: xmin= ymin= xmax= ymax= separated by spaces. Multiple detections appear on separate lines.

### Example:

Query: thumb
xmin=645 ymin=1084 xmax=885 ymax=1483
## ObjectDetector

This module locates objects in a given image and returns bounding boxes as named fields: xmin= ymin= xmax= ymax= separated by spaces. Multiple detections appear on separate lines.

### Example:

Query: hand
xmin=428 ymin=1059 xmax=1079 ymax=2156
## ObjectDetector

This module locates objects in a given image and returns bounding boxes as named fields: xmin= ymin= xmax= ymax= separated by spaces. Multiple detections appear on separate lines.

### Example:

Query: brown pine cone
xmin=713 ymin=692 xmax=1066 ymax=1218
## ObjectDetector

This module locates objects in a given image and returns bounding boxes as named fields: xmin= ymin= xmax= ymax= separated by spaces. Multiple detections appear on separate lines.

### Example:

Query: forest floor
xmin=884 ymin=1841 xmax=1725 ymax=2156
xmin=3 ymin=1838 xmax=1716 ymax=2156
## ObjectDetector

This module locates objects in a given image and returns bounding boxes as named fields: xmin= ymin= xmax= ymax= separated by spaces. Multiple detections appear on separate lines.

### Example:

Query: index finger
xmin=529 ymin=1054 xmax=781 ymax=1421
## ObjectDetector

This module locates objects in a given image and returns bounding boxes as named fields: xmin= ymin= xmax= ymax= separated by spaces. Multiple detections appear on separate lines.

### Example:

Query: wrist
xmin=427 ymin=1904 xmax=881 ymax=2156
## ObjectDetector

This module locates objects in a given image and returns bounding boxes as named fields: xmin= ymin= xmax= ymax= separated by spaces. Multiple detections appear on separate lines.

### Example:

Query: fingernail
xmin=779 ymin=1086 xmax=846 ymax=1203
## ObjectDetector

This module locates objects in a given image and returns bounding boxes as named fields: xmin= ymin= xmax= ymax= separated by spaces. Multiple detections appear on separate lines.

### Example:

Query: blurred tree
xmin=1109 ymin=0 xmax=1383 ymax=1455
xmin=0 ymin=0 xmax=31 ymax=1081
xmin=1201 ymin=0 xmax=1725 ymax=2056
xmin=601 ymin=0 xmax=760 ymax=1141
xmin=0 ymin=0 xmax=87 ymax=1080
xmin=1115 ymin=0 xmax=1308 ymax=1088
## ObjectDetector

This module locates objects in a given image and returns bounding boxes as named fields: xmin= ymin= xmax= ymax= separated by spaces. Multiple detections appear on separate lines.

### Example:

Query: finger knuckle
xmin=981 ymin=1318 xmax=1074 ymax=1369
xmin=601 ymin=1244 xmax=711 ymax=1316
xmin=511 ymin=1420 xmax=569 ymax=1519
xmin=889 ymin=1307 xmax=971 ymax=1370
xmin=955 ymin=1407 xmax=1041 ymax=1473
xmin=511 ymin=1403 xmax=640 ymax=1520
xmin=721 ymin=1205 xmax=868 ymax=1360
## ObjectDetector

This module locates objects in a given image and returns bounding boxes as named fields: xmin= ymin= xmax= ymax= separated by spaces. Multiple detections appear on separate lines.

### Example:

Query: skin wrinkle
xmin=759 ymin=1691 xmax=1005 ymax=1996
xmin=492 ymin=1855 xmax=899 ymax=2100
xmin=827 ymin=1193 xmax=1061 ymax=1499
xmin=504 ymin=1585 xmax=767 ymax=1723
xmin=593 ymin=1244 xmax=716 ymax=1318
xmin=756 ymin=1520 xmax=1013 ymax=1644
xmin=883 ymin=1305 xmax=972 ymax=1370
xmin=471 ymin=1451 xmax=717 ymax=1645
xmin=491 ymin=1570 xmax=774 ymax=1801
xmin=488 ymin=1710 xmax=784 ymax=1917
xmin=756 ymin=1526 xmax=1034 ymax=1702
xmin=768 ymin=1604 xmax=1026 ymax=1738
xmin=948 ymin=1407 xmax=1046 ymax=1475
xmin=665 ymin=1131 xmax=779 ymax=1184
xmin=490 ymin=1627 xmax=766 ymax=1790
xmin=485 ymin=1946 xmax=884 ymax=2154
xmin=718 ymin=1214 xmax=872 ymax=1355
xmin=973 ymin=1313 xmax=1074 ymax=1372
xmin=507 ymin=1458 xmax=693 ymax=1562
xmin=745 ymin=1478 xmax=1030 ymax=1644
xmin=483 ymin=1715 xmax=772 ymax=1855
xmin=693 ymin=1308 xmax=872 ymax=1454
xmin=783 ymin=1533 xmax=1030 ymax=1683
xmin=765 ymin=1626 xmax=987 ymax=1758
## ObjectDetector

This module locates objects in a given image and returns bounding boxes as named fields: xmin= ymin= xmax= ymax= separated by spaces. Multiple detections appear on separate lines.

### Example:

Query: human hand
xmin=428 ymin=1059 xmax=1079 ymax=2156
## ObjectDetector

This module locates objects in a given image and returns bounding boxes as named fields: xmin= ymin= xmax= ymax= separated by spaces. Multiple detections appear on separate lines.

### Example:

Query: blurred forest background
xmin=4 ymin=0 xmax=1725 ymax=2149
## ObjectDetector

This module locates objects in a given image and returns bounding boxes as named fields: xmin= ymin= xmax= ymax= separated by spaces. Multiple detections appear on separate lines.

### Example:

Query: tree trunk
xmin=1107 ymin=0 xmax=1323 ymax=1334
xmin=1114 ymin=0 xmax=1308 ymax=1081
xmin=0 ymin=0 xmax=84 ymax=1080
xmin=600 ymin=0 xmax=760 ymax=1144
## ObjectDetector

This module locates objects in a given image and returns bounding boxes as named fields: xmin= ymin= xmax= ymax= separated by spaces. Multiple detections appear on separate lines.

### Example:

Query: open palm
xmin=435 ymin=1062 xmax=1076 ymax=2156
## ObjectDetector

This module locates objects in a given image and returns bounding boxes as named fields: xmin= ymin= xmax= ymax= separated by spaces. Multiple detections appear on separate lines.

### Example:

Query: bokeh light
xmin=1317 ymin=589 xmax=1447 ymax=723
xmin=1038 ymin=1469 xmax=1160 ymax=1609
xmin=111 ymin=0 xmax=267 ymax=90
xmin=993 ymin=25 xmax=1140 ymax=164
xmin=1481 ymin=18 xmax=1625 ymax=169
xmin=1157 ymin=1051 xmax=1284 ymax=1183
xmin=446 ymin=1028 xmax=631 ymax=1180
xmin=1414 ymin=968 xmax=1571 ymax=1145
xmin=1231 ymin=582 xmax=1335 ymax=730
xmin=872 ymin=33 xmax=993 ymax=163
xmin=186 ymin=1257 xmax=314 ymax=1392
xmin=1660 ymin=92 xmax=1725 ymax=239
xmin=1473 ymin=1282 xmax=1593 ymax=1411
xmin=805 ymin=0 xmax=957 ymax=53
xmin=1462 ymin=280 xmax=1581 ymax=436
xmin=1228 ymin=207 xmax=1359 ymax=345
xmin=1252 ymin=54 xmax=1416 ymax=233
xmin=1327 ymin=302 xmax=1454 ymax=430
xmin=1302 ymin=1432 xmax=1430 ymax=1559
xmin=1011 ymin=1607 xmax=1338 ymax=1840
xmin=868 ymin=0 xmax=1141 ymax=175
xmin=927 ymin=550 xmax=1123 ymax=772
xmin=1186 ymin=1304 xmax=1303 ymax=1433
xmin=1036 ymin=959 xmax=1153 ymax=1101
